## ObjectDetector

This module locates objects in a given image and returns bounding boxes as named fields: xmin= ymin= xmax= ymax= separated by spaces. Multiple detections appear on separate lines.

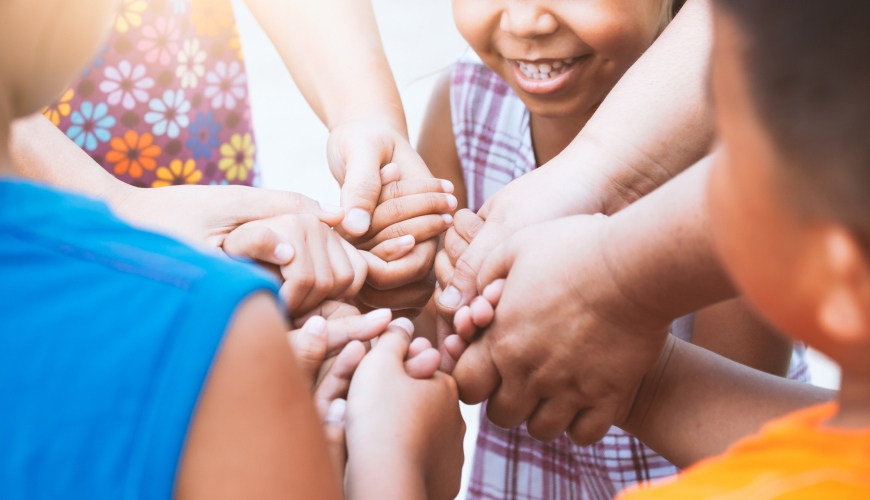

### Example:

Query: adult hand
xmin=452 ymin=215 xmax=672 ymax=446
xmin=222 ymin=214 xmax=367 ymax=316
xmin=345 ymin=322 xmax=464 ymax=500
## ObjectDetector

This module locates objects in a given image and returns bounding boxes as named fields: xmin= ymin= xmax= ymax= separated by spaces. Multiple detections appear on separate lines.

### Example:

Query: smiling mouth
xmin=515 ymin=58 xmax=580 ymax=80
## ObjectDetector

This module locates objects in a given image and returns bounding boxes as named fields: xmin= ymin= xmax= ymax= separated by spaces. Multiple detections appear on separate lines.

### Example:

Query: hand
xmin=222 ymin=214 xmax=367 ymax=316
xmin=434 ymin=151 xmax=620 ymax=323
xmin=452 ymin=215 xmax=671 ymax=446
xmin=112 ymin=184 xmax=346 ymax=248
xmin=345 ymin=323 xmax=464 ymax=500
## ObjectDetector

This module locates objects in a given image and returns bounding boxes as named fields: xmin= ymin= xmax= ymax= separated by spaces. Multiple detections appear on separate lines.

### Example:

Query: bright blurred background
xmin=233 ymin=1 xmax=841 ymax=498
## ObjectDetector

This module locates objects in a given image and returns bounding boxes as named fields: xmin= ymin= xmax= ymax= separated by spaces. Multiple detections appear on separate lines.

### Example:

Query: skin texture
xmin=435 ymin=0 xmax=716 ymax=337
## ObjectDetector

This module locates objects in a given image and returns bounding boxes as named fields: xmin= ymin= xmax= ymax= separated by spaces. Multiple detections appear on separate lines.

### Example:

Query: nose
xmin=500 ymin=1 xmax=558 ymax=39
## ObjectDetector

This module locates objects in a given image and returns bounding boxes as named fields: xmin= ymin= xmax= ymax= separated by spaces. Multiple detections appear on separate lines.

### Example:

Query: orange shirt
xmin=617 ymin=403 xmax=870 ymax=499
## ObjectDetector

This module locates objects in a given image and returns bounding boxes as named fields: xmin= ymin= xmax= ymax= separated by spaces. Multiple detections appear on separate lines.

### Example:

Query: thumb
xmin=369 ymin=320 xmax=414 ymax=363
xmin=338 ymin=151 xmax=384 ymax=238
xmin=238 ymin=188 xmax=345 ymax=228
xmin=436 ymin=224 xmax=501 ymax=315
xmin=288 ymin=316 xmax=329 ymax=382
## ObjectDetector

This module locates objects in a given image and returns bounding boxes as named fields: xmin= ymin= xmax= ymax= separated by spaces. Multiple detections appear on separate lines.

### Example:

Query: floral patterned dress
xmin=44 ymin=0 xmax=258 ymax=188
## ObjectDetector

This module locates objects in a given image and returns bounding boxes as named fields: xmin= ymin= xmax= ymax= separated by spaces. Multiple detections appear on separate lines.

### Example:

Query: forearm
xmin=10 ymin=113 xmax=130 ymax=201
xmin=558 ymin=0 xmax=715 ymax=213
xmin=601 ymin=156 xmax=735 ymax=323
xmin=623 ymin=336 xmax=835 ymax=468
xmin=346 ymin=454 xmax=426 ymax=500
xmin=245 ymin=0 xmax=406 ymax=136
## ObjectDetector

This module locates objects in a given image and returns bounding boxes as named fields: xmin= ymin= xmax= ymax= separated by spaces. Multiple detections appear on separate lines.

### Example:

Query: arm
xmin=622 ymin=335 xmax=835 ymax=469
xmin=176 ymin=292 xmax=343 ymax=500
xmin=438 ymin=0 xmax=716 ymax=317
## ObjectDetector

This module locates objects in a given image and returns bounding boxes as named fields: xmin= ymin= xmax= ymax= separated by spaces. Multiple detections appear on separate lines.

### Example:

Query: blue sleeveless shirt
xmin=0 ymin=180 xmax=279 ymax=499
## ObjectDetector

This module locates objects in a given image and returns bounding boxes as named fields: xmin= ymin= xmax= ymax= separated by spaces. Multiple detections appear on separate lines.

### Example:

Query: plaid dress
xmin=450 ymin=52 xmax=812 ymax=500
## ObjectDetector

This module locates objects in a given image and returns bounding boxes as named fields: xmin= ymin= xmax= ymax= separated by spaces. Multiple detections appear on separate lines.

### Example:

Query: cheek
xmin=453 ymin=1 xmax=497 ymax=56
xmin=565 ymin=2 xmax=661 ymax=61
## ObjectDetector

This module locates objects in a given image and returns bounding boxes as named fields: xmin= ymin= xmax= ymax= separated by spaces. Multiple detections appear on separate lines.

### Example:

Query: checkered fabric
xmin=450 ymin=54 xmax=813 ymax=500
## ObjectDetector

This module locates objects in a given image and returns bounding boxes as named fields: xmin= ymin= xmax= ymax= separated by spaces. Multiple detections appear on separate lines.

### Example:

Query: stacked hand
xmin=441 ymin=215 xmax=672 ymax=445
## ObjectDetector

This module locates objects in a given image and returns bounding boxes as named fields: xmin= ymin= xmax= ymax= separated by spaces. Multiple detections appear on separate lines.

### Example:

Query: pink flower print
xmin=176 ymin=39 xmax=206 ymax=89
xmin=100 ymin=60 xmax=154 ymax=110
xmin=204 ymin=61 xmax=246 ymax=110
xmin=137 ymin=17 xmax=180 ymax=66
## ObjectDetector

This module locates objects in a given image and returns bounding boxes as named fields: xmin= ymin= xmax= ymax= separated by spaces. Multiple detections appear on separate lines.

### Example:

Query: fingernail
xmin=390 ymin=317 xmax=415 ymax=336
xmin=305 ymin=316 xmax=326 ymax=336
xmin=438 ymin=285 xmax=461 ymax=308
xmin=325 ymin=398 xmax=347 ymax=425
xmin=441 ymin=180 xmax=454 ymax=193
xmin=446 ymin=195 xmax=458 ymax=210
xmin=442 ymin=213 xmax=454 ymax=224
xmin=319 ymin=202 xmax=343 ymax=214
xmin=273 ymin=243 xmax=295 ymax=262
xmin=345 ymin=208 xmax=371 ymax=234
xmin=396 ymin=234 xmax=415 ymax=247
xmin=365 ymin=308 xmax=392 ymax=322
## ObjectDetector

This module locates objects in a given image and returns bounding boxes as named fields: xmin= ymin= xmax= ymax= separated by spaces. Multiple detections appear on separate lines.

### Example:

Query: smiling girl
xmin=416 ymin=0 xmax=809 ymax=498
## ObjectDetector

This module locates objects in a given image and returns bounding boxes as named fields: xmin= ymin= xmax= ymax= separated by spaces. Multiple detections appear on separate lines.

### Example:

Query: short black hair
xmin=714 ymin=0 xmax=870 ymax=235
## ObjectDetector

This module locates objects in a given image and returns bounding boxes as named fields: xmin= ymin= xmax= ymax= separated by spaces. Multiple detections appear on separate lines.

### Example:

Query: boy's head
xmin=0 ymin=0 xmax=117 ymax=122
xmin=452 ymin=0 xmax=680 ymax=119
xmin=708 ymin=0 xmax=870 ymax=361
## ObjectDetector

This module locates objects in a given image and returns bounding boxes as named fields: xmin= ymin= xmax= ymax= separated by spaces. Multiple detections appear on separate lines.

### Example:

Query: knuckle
xmin=384 ymin=199 xmax=405 ymax=223
xmin=386 ymin=181 xmax=402 ymax=201
xmin=295 ymin=271 xmax=316 ymax=291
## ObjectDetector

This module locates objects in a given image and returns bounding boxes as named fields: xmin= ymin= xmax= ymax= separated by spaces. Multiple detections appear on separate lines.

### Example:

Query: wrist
xmin=619 ymin=334 xmax=678 ymax=434
xmin=328 ymin=106 xmax=409 ymax=141
xmin=345 ymin=445 xmax=427 ymax=500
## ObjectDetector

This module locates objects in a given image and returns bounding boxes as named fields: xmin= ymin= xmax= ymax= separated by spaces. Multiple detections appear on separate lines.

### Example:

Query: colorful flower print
xmin=66 ymin=101 xmax=116 ymax=151
xmin=170 ymin=0 xmax=190 ymax=14
xmin=115 ymin=0 xmax=148 ymax=34
xmin=145 ymin=89 xmax=191 ymax=138
xmin=43 ymin=89 xmax=75 ymax=127
xmin=106 ymin=130 xmax=162 ymax=178
xmin=186 ymin=111 xmax=221 ymax=159
xmin=204 ymin=60 xmax=246 ymax=110
xmin=219 ymin=133 xmax=254 ymax=182
xmin=191 ymin=0 xmax=233 ymax=37
xmin=137 ymin=16 xmax=180 ymax=66
xmin=176 ymin=39 xmax=207 ymax=89
xmin=100 ymin=60 xmax=155 ymax=110
xmin=153 ymin=159 xmax=202 ymax=187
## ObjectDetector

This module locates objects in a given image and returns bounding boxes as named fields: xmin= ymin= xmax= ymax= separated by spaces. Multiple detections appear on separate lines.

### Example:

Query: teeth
xmin=517 ymin=58 xmax=577 ymax=80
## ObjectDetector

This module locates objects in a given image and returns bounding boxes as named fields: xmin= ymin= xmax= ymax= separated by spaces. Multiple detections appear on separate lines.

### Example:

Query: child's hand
xmin=222 ymin=214 xmax=368 ymax=316
xmin=443 ymin=279 xmax=505 ymax=363
xmin=345 ymin=323 xmax=464 ymax=500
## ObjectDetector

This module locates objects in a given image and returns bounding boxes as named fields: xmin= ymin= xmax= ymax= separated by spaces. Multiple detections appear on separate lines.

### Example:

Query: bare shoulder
xmin=176 ymin=292 xmax=341 ymax=500
xmin=418 ymin=70 xmax=467 ymax=210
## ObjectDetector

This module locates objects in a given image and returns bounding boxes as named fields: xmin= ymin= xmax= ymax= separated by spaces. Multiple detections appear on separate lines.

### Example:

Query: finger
xmin=526 ymin=398 xmax=583 ymax=442
xmin=279 ymin=239 xmax=317 ymax=315
xmin=230 ymin=187 xmax=345 ymax=228
xmin=361 ymin=241 xmax=436 ymax=290
xmin=405 ymin=348 xmax=442 ymax=379
xmin=368 ymin=234 xmax=415 ymax=262
xmin=323 ymin=398 xmax=348 ymax=477
xmin=436 ymin=311 xmax=458 ymax=373
xmin=223 ymin=225 xmax=295 ymax=266
xmin=470 ymin=296 xmax=495 ymax=328
xmin=293 ymin=228 xmax=336 ymax=314
xmin=380 ymin=162 xmax=401 ymax=185
xmin=340 ymin=238 xmax=368 ymax=299
xmin=453 ymin=306 xmax=476 ymax=341
xmin=407 ymin=337 xmax=432 ymax=359
xmin=475 ymin=239 xmax=517 ymax=295
xmin=486 ymin=381 xmax=539 ymax=430
xmin=340 ymin=152 xmax=383 ymax=236
xmin=453 ymin=209 xmax=484 ymax=243
xmin=452 ymin=340 xmax=501 ymax=404
xmin=443 ymin=226 xmax=470 ymax=266
xmin=368 ymin=321 xmax=414 ymax=362
xmin=287 ymin=315 xmax=328 ymax=382
xmin=358 ymin=214 xmax=453 ymax=250
xmin=355 ymin=278 xmax=435 ymax=313
xmin=380 ymin=178 xmax=454 ymax=203
xmin=444 ymin=334 xmax=469 ymax=360
xmin=314 ymin=341 xmax=367 ymax=415
xmin=439 ymin=224 xmax=507 ymax=314
xmin=567 ymin=407 xmax=615 ymax=446
xmin=321 ymin=308 xmax=392 ymax=357
xmin=482 ymin=279 xmax=505 ymax=307
xmin=293 ymin=300 xmax=360 ymax=328
xmin=371 ymin=193 xmax=456 ymax=233
xmin=325 ymin=233 xmax=355 ymax=300
xmin=434 ymin=247 xmax=456 ymax=289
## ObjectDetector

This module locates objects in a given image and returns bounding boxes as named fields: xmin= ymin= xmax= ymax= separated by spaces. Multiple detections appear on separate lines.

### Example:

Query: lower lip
xmin=509 ymin=58 xmax=587 ymax=96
